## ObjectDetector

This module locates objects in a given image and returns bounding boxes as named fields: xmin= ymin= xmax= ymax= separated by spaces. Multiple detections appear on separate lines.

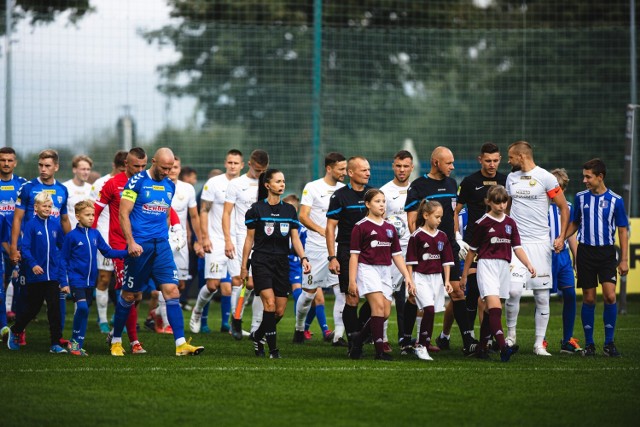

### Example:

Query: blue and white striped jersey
xmin=548 ymin=202 xmax=573 ymax=248
xmin=572 ymin=189 xmax=628 ymax=246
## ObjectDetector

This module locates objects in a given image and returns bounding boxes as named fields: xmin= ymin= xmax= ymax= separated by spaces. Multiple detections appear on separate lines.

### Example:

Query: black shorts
xmin=449 ymin=239 xmax=461 ymax=282
xmin=251 ymin=253 xmax=291 ymax=298
xmin=337 ymin=244 xmax=351 ymax=294
xmin=576 ymin=244 xmax=617 ymax=289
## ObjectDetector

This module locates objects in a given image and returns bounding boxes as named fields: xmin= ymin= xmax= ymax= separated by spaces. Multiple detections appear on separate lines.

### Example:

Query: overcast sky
xmin=1 ymin=0 xmax=195 ymax=156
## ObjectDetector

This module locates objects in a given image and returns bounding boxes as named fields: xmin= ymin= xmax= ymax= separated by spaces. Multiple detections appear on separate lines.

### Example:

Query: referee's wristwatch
xmin=327 ymin=255 xmax=337 ymax=262
xmin=301 ymin=257 xmax=309 ymax=263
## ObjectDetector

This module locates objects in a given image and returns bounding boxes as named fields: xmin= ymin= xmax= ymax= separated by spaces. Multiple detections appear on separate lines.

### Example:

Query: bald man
xmin=110 ymin=148 xmax=204 ymax=357
xmin=404 ymin=146 xmax=478 ymax=356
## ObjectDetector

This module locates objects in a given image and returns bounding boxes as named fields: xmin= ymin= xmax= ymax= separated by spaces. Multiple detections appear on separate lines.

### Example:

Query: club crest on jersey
xmin=386 ymin=229 xmax=393 ymax=238
xmin=57 ymin=196 xmax=63 ymax=204
xmin=529 ymin=180 xmax=536 ymax=187
xmin=599 ymin=199 xmax=609 ymax=208
xmin=265 ymin=222 xmax=275 ymax=236
xmin=280 ymin=222 xmax=290 ymax=236
xmin=168 ymin=192 xmax=173 ymax=199
xmin=505 ymin=225 xmax=512 ymax=234
xmin=437 ymin=241 xmax=444 ymax=251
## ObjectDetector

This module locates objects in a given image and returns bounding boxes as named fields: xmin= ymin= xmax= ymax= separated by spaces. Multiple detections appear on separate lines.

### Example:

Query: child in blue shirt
xmin=60 ymin=200 xmax=129 ymax=356
xmin=7 ymin=192 xmax=68 ymax=353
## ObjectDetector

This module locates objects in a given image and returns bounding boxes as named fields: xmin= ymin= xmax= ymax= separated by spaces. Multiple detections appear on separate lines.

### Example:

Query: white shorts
xmin=477 ymin=258 xmax=510 ymax=299
xmin=96 ymin=252 xmax=114 ymax=272
xmin=356 ymin=264 xmax=393 ymax=301
xmin=204 ymin=246 xmax=233 ymax=280
xmin=173 ymin=245 xmax=190 ymax=281
xmin=413 ymin=272 xmax=446 ymax=312
xmin=302 ymin=247 xmax=339 ymax=290
xmin=390 ymin=245 xmax=408 ymax=291
xmin=510 ymin=241 xmax=553 ymax=290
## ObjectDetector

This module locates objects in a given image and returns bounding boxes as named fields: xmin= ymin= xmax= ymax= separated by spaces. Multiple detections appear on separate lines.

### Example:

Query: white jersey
xmin=225 ymin=174 xmax=259 ymax=235
xmin=300 ymin=178 xmax=345 ymax=250
xmin=201 ymin=173 xmax=236 ymax=241
xmin=380 ymin=180 xmax=410 ymax=248
xmin=506 ymin=166 xmax=560 ymax=244
xmin=171 ymin=180 xmax=197 ymax=228
xmin=63 ymin=179 xmax=92 ymax=228
xmin=90 ymin=173 xmax=114 ymax=240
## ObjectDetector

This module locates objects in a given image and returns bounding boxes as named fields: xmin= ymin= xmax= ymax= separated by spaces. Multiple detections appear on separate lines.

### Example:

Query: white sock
xmin=230 ymin=285 xmax=241 ymax=317
xmin=533 ymin=289 xmax=550 ymax=347
xmin=5 ymin=282 xmax=14 ymax=311
xmin=415 ymin=316 xmax=422 ymax=339
xmin=96 ymin=288 xmax=109 ymax=323
xmin=383 ymin=319 xmax=389 ymax=342
xmin=506 ymin=281 xmax=523 ymax=340
xmin=251 ymin=295 xmax=263 ymax=333
xmin=332 ymin=286 xmax=345 ymax=342
xmin=195 ymin=286 xmax=214 ymax=312
xmin=295 ymin=291 xmax=315 ymax=331
xmin=158 ymin=293 xmax=169 ymax=326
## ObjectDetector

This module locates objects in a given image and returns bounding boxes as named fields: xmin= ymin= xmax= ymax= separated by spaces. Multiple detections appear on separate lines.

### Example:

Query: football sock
xmin=603 ymin=302 xmax=617 ymax=345
xmin=465 ymin=273 xmax=479 ymax=328
xmin=452 ymin=299 xmax=474 ymax=347
xmin=315 ymin=304 xmax=329 ymax=334
xmin=561 ymin=286 xmax=577 ymax=342
xmin=126 ymin=304 xmax=139 ymax=343
xmin=506 ymin=282 xmax=522 ymax=340
xmin=393 ymin=283 xmax=406 ymax=340
xmin=157 ymin=293 xmax=170 ymax=327
xmin=166 ymin=298 xmax=185 ymax=341
xmin=402 ymin=301 xmax=418 ymax=342
xmin=220 ymin=295 xmax=231 ymax=329
xmin=95 ymin=288 xmax=109 ymax=324
xmin=332 ymin=287 xmax=345 ymax=341
xmin=488 ymin=307 xmax=506 ymax=350
xmin=251 ymin=295 xmax=264 ymax=333
xmin=371 ymin=316 xmax=385 ymax=355
xmin=342 ymin=304 xmax=359 ymax=341
xmin=113 ymin=296 xmax=133 ymax=339
xmin=418 ymin=306 xmax=435 ymax=346
xmin=533 ymin=289 xmax=550 ymax=348
xmin=581 ymin=302 xmax=596 ymax=345
xmin=383 ymin=319 xmax=389 ymax=342
xmin=292 ymin=287 xmax=302 ymax=306
xmin=5 ymin=282 xmax=13 ymax=312
xmin=439 ymin=331 xmax=451 ymax=339
xmin=201 ymin=301 xmax=210 ymax=328
xmin=304 ymin=305 xmax=316 ymax=331
xmin=262 ymin=311 xmax=277 ymax=352
xmin=358 ymin=301 xmax=371 ymax=328
xmin=479 ymin=310 xmax=491 ymax=349
xmin=194 ymin=285 xmax=213 ymax=312
xmin=295 ymin=290 xmax=314 ymax=331
xmin=72 ymin=299 xmax=89 ymax=347
xmin=59 ymin=291 xmax=67 ymax=331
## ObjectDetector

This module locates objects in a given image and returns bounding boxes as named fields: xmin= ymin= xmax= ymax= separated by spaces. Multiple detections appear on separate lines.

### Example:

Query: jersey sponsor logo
xmin=0 ymin=203 xmax=15 ymax=212
xmin=490 ymin=237 xmax=511 ymax=244
xmin=43 ymin=189 xmax=56 ymax=194
xmin=152 ymin=185 xmax=165 ymax=191
xmin=0 ymin=185 xmax=14 ymax=190
xmin=370 ymin=240 xmax=391 ymax=248
xmin=142 ymin=200 xmax=170 ymax=213
xmin=422 ymin=253 xmax=440 ymax=260
xmin=265 ymin=221 xmax=274 ymax=236
xmin=280 ymin=222 xmax=289 ymax=236
xmin=482 ymin=181 xmax=497 ymax=186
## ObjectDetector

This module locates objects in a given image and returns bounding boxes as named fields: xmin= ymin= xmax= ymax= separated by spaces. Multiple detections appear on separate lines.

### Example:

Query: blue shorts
xmin=70 ymin=287 xmax=94 ymax=305
xmin=289 ymin=257 xmax=302 ymax=285
xmin=221 ymin=272 xmax=232 ymax=284
xmin=123 ymin=238 xmax=179 ymax=292
xmin=551 ymin=248 xmax=575 ymax=294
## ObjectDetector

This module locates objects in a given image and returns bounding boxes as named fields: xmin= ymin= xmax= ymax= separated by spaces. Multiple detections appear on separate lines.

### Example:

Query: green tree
xmin=1 ymin=0 xmax=92 ymax=36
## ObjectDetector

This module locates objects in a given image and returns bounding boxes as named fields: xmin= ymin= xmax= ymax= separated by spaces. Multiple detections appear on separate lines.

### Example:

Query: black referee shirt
xmin=457 ymin=170 xmax=507 ymax=243
xmin=326 ymin=184 xmax=371 ymax=246
xmin=245 ymin=199 xmax=300 ymax=255
xmin=404 ymin=174 xmax=457 ymax=238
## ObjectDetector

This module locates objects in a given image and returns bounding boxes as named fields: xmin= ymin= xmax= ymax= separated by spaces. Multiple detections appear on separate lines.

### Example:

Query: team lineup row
xmin=0 ymin=142 xmax=629 ymax=359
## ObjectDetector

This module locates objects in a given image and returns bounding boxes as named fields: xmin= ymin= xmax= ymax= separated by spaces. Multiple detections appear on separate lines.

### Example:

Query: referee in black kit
xmin=241 ymin=169 xmax=310 ymax=359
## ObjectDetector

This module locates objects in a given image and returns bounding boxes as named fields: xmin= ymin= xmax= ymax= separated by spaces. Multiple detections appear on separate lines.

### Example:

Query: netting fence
xmin=1 ymin=0 xmax=636 ymax=212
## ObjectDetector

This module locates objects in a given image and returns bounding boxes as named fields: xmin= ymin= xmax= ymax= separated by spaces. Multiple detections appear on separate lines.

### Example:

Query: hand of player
xmin=225 ymin=241 xmax=235 ymax=260
xmin=456 ymin=232 xmax=470 ymax=260
xmin=59 ymin=286 xmax=70 ymax=294
xmin=302 ymin=258 xmax=311 ymax=274
xmin=444 ymin=281 xmax=453 ymax=294
xmin=328 ymin=258 xmax=340 ymax=275
xmin=169 ymin=224 xmax=187 ymax=252
xmin=128 ymin=241 xmax=143 ymax=257
xmin=459 ymin=276 xmax=467 ymax=291
xmin=527 ymin=264 xmax=536 ymax=278
xmin=553 ymin=237 xmax=564 ymax=253
xmin=200 ymin=237 xmax=213 ymax=254
xmin=193 ymin=241 xmax=205 ymax=258
xmin=348 ymin=282 xmax=358 ymax=298
xmin=32 ymin=265 xmax=44 ymax=275
xmin=406 ymin=278 xmax=416 ymax=297
xmin=618 ymin=260 xmax=629 ymax=276
xmin=9 ymin=247 xmax=20 ymax=264
xmin=240 ymin=265 xmax=249 ymax=281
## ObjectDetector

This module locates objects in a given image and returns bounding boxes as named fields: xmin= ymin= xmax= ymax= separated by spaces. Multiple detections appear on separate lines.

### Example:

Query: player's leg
xmin=44 ymin=281 xmax=65 ymax=349
xmin=95 ymin=253 xmax=114 ymax=333
xmin=191 ymin=249 xmax=224 ymax=333
xmin=601 ymin=281 xmax=619 ymax=356
xmin=69 ymin=287 xmax=90 ymax=355
xmin=366 ymin=292 xmax=391 ymax=360
xmin=465 ymin=267 xmax=480 ymax=335
xmin=313 ymin=288 xmax=330 ymax=338
xmin=506 ymin=252 xmax=526 ymax=346
xmin=294 ymin=287 xmax=315 ymax=342
xmin=219 ymin=276 xmax=232 ymax=332
xmin=8 ymin=282 xmax=45 ymax=347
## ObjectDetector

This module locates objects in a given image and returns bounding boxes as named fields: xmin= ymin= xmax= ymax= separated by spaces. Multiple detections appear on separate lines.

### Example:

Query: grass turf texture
xmin=2 ymin=295 xmax=639 ymax=427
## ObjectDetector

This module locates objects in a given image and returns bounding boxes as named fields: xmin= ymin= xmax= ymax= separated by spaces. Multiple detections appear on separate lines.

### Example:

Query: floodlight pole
xmin=4 ymin=0 xmax=13 ymax=148
xmin=311 ymin=0 xmax=322 ymax=179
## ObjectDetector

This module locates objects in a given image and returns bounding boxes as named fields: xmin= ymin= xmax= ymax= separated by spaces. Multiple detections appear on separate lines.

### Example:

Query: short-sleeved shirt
xmin=225 ymin=174 xmax=259 ymax=236
xmin=171 ymin=180 xmax=197 ymax=228
xmin=94 ymin=172 xmax=129 ymax=248
xmin=506 ymin=166 xmax=561 ymax=244
xmin=15 ymin=178 xmax=69 ymax=225
xmin=457 ymin=170 xmax=507 ymax=243
xmin=380 ymin=180 xmax=410 ymax=248
xmin=0 ymin=174 xmax=27 ymax=227
xmin=63 ymin=179 xmax=92 ymax=229
xmin=468 ymin=213 xmax=522 ymax=263
xmin=572 ymin=189 xmax=628 ymax=246
xmin=326 ymin=184 xmax=371 ymax=246
xmin=549 ymin=202 xmax=573 ymax=249
xmin=90 ymin=173 xmax=114 ymax=241
xmin=122 ymin=170 xmax=174 ymax=242
xmin=404 ymin=175 xmax=457 ymax=238
xmin=300 ymin=178 xmax=345 ymax=250
xmin=201 ymin=174 xmax=236 ymax=241
xmin=350 ymin=217 xmax=401 ymax=266
xmin=406 ymin=228 xmax=454 ymax=274
xmin=245 ymin=199 xmax=300 ymax=256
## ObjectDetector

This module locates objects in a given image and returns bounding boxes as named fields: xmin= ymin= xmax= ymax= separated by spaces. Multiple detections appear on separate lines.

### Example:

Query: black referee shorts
xmin=576 ymin=244 xmax=617 ymax=289
xmin=337 ymin=244 xmax=351 ymax=294
xmin=251 ymin=253 xmax=291 ymax=298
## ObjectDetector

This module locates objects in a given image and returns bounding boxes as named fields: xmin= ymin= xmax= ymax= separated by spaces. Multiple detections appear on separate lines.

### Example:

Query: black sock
xmin=402 ymin=301 xmax=418 ymax=343
xmin=262 ymin=311 xmax=277 ymax=352
xmin=358 ymin=300 xmax=371 ymax=328
xmin=452 ymin=299 xmax=473 ymax=347
xmin=394 ymin=281 xmax=406 ymax=340
xmin=343 ymin=304 xmax=359 ymax=339
xmin=465 ymin=273 xmax=479 ymax=329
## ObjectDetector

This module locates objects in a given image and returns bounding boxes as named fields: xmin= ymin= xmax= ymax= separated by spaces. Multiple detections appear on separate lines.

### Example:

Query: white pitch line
xmin=6 ymin=365 xmax=639 ymax=374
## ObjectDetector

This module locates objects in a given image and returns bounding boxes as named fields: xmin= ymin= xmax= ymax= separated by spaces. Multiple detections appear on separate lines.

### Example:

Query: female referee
xmin=241 ymin=169 xmax=310 ymax=358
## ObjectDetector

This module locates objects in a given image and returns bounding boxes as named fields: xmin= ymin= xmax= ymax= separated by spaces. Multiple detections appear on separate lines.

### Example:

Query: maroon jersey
xmin=406 ymin=228 xmax=455 ymax=274
xmin=350 ymin=217 xmax=402 ymax=266
xmin=468 ymin=213 xmax=522 ymax=262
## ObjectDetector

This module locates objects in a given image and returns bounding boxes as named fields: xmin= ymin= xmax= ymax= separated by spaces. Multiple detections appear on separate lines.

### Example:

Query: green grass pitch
xmin=2 ymin=295 xmax=639 ymax=426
